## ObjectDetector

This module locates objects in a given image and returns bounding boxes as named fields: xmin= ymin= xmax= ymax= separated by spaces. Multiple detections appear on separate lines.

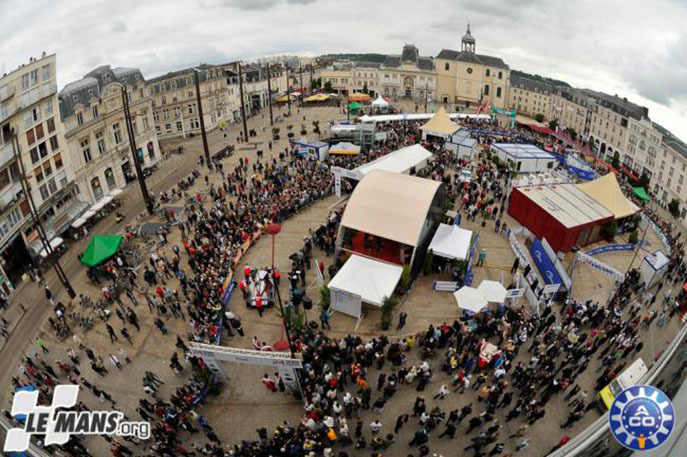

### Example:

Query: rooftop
xmin=436 ymin=49 xmax=509 ymax=70
xmin=581 ymin=89 xmax=648 ymax=120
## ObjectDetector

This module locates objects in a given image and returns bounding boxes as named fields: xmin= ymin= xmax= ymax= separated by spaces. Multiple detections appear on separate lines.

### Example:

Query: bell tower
xmin=461 ymin=23 xmax=476 ymax=53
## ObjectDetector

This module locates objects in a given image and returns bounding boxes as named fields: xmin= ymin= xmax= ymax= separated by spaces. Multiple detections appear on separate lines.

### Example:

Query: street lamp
xmin=193 ymin=68 xmax=213 ymax=171
xmin=265 ymin=223 xmax=295 ymax=357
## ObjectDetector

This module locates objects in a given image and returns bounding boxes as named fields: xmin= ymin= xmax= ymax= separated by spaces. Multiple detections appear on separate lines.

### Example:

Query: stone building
xmin=59 ymin=66 xmax=160 ymax=204
xmin=378 ymin=44 xmax=435 ymax=100
xmin=435 ymin=25 xmax=510 ymax=109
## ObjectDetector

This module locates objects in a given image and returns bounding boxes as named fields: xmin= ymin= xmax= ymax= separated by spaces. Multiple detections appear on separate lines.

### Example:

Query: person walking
xmin=515 ymin=438 xmax=531 ymax=452
xmin=262 ymin=374 xmax=277 ymax=392
xmin=320 ymin=308 xmax=332 ymax=330
xmin=36 ymin=337 xmax=49 ymax=354
xmin=109 ymin=354 xmax=122 ymax=370
xmin=477 ymin=249 xmax=487 ymax=267
xmin=397 ymin=311 xmax=408 ymax=330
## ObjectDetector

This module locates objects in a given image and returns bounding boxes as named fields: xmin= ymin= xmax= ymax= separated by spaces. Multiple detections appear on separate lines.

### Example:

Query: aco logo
xmin=609 ymin=385 xmax=674 ymax=451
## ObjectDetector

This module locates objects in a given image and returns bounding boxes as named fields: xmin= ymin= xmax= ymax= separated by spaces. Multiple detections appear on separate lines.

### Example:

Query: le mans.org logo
xmin=609 ymin=385 xmax=674 ymax=452
xmin=4 ymin=385 xmax=150 ymax=452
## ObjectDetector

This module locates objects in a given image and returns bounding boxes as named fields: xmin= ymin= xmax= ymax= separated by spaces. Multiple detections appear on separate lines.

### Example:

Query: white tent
xmin=38 ymin=237 xmax=64 ymax=258
xmin=477 ymin=280 xmax=508 ymax=303
xmin=371 ymin=94 xmax=389 ymax=108
xmin=428 ymin=223 xmax=472 ymax=260
xmin=355 ymin=144 xmax=433 ymax=177
xmin=453 ymin=286 xmax=489 ymax=313
xmin=328 ymin=255 xmax=403 ymax=317
xmin=90 ymin=195 xmax=113 ymax=212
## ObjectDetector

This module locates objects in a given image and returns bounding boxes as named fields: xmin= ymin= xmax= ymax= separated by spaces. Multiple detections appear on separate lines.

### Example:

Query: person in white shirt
xmin=370 ymin=419 xmax=382 ymax=434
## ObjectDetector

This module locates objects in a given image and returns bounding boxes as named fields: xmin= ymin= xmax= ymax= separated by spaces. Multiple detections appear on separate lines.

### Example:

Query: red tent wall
xmin=507 ymin=188 xmax=612 ymax=252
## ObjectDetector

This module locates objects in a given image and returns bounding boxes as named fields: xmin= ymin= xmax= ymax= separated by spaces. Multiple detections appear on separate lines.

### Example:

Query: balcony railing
xmin=0 ymin=141 xmax=14 ymax=168
xmin=0 ymin=85 xmax=15 ymax=103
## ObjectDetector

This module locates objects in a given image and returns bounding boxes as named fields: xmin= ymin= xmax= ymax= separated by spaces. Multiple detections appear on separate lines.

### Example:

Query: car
xmin=457 ymin=168 xmax=472 ymax=184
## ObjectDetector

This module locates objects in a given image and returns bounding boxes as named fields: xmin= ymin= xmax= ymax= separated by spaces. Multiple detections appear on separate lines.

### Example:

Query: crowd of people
xmin=4 ymin=103 xmax=686 ymax=457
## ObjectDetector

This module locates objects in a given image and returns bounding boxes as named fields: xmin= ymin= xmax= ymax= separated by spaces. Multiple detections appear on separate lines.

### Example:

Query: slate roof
xmin=510 ymin=74 xmax=552 ymax=94
xmin=581 ymin=89 xmax=648 ymax=120
xmin=59 ymin=65 xmax=145 ymax=119
xmin=436 ymin=49 xmax=509 ymax=70
xmin=380 ymin=45 xmax=435 ymax=71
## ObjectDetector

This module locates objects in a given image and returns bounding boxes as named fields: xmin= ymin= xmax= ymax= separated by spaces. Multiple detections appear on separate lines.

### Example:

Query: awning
xmin=89 ymin=195 xmax=114 ymax=212
xmin=348 ymin=101 xmax=361 ymax=110
xmin=428 ymin=223 xmax=472 ymax=260
xmin=348 ymin=93 xmax=371 ymax=102
xmin=453 ymin=286 xmax=489 ymax=313
xmin=38 ymin=237 xmax=64 ymax=258
xmin=371 ymin=94 xmax=389 ymax=108
xmin=329 ymin=142 xmax=360 ymax=155
xmin=71 ymin=218 xmax=86 ymax=229
xmin=476 ymin=280 xmax=507 ymax=303
xmin=328 ymin=254 xmax=402 ymax=307
xmin=80 ymin=234 xmax=124 ymax=267
xmin=109 ymin=189 xmax=123 ymax=197
xmin=633 ymin=186 xmax=650 ymax=202
xmin=81 ymin=210 xmax=97 ymax=220
xmin=576 ymin=172 xmax=639 ymax=219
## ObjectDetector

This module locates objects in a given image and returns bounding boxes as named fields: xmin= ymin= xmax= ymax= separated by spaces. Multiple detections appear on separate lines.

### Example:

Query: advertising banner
xmin=530 ymin=237 xmax=563 ymax=285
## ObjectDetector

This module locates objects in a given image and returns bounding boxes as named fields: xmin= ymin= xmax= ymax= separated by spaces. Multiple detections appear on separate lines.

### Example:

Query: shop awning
xmin=633 ymin=186 xmax=651 ymax=202
xmin=71 ymin=218 xmax=86 ymax=229
xmin=80 ymin=234 xmax=124 ymax=267
xmin=38 ymin=237 xmax=64 ymax=258
xmin=90 ymin=195 xmax=113 ymax=212
xmin=428 ymin=223 xmax=472 ymax=260
xmin=348 ymin=101 xmax=361 ymax=110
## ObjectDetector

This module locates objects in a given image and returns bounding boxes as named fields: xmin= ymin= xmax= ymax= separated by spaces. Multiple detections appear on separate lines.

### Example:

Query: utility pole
xmin=121 ymin=86 xmax=153 ymax=215
xmin=424 ymin=80 xmax=429 ymax=113
xmin=286 ymin=66 xmax=291 ymax=115
xmin=10 ymin=130 xmax=75 ymax=299
xmin=193 ymin=68 xmax=213 ymax=170
xmin=309 ymin=65 xmax=313 ymax=93
xmin=265 ymin=64 xmax=274 ymax=126
xmin=237 ymin=62 xmax=249 ymax=142
xmin=299 ymin=62 xmax=303 ymax=95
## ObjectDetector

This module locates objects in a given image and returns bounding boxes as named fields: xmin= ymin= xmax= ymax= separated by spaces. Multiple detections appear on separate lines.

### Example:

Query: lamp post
xmin=121 ymin=86 xmax=153 ymax=215
xmin=10 ymin=130 xmax=75 ymax=299
xmin=193 ymin=68 xmax=213 ymax=171
xmin=265 ymin=223 xmax=295 ymax=358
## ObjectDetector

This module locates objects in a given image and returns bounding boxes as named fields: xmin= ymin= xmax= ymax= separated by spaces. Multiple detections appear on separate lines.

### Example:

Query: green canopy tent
xmin=633 ymin=187 xmax=651 ymax=203
xmin=80 ymin=234 xmax=124 ymax=267
xmin=348 ymin=101 xmax=361 ymax=111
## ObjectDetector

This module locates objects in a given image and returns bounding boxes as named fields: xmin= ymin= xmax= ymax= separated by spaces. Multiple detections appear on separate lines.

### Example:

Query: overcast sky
xmin=2 ymin=0 xmax=686 ymax=140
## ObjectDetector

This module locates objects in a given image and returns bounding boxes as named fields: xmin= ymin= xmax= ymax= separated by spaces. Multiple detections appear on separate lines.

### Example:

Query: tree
xmin=548 ymin=118 xmax=559 ymax=131
xmin=566 ymin=127 xmax=577 ymax=142
xmin=320 ymin=284 xmax=331 ymax=309
xmin=639 ymin=172 xmax=650 ymax=189
xmin=362 ymin=83 xmax=368 ymax=94
xmin=605 ymin=219 xmax=618 ymax=240
xmin=669 ymin=198 xmax=680 ymax=218
xmin=588 ymin=137 xmax=596 ymax=154
xmin=380 ymin=295 xmax=398 ymax=330
xmin=534 ymin=113 xmax=545 ymax=123
xmin=311 ymin=77 xmax=322 ymax=90
xmin=399 ymin=265 xmax=411 ymax=292
xmin=323 ymin=80 xmax=333 ymax=92
xmin=629 ymin=229 xmax=639 ymax=245
xmin=611 ymin=151 xmax=620 ymax=170
xmin=423 ymin=250 xmax=434 ymax=275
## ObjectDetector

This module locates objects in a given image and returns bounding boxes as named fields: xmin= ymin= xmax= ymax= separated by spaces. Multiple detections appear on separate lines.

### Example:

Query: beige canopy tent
xmin=575 ymin=173 xmax=640 ymax=219
xmin=421 ymin=107 xmax=460 ymax=138
xmin=340 ymin=170 xmax=443 ymax=247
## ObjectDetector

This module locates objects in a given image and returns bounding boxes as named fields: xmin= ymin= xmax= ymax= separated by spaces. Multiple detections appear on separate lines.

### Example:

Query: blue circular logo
xmin=609 ymin=385 xmax=674 ymax=451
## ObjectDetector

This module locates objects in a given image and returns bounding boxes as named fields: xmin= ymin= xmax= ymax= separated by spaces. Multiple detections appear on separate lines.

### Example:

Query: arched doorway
xmin=403 ymin=76 xmax=413 ymax=98
xmin=104 ymin=167 xmax=116 ymax=190
xmin=91 ymin=176 xmax=103 ymax=201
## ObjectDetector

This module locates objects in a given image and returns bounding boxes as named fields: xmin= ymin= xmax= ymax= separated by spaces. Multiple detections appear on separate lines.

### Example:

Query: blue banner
xmin=567 ymin=165 xmax=596 ymax=180
xmin=586 ymin=243 xmax=635 ymax=256
xmin=530 ymin=237 xmax=562 ymax=285
xmin=464 ymin=231 xmax=480 ymax=286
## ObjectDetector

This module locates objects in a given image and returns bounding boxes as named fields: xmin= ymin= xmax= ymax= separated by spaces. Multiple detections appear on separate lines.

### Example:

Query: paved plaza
xmin=1 ymin=102 xmax=685 ymax=457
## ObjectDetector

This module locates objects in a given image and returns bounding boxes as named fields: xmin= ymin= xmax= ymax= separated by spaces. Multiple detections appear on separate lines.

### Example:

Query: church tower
xmin=461 ymin=23 xmax=476 ymax=53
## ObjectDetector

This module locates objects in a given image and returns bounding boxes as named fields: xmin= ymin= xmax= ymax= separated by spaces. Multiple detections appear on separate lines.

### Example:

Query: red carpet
xmin=351 ymin=232 xmax=403 ymax=265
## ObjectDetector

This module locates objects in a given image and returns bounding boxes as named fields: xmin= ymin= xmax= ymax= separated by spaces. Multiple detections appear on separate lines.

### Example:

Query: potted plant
xmin=422 ymin=249 xmax=434 ymax=275
xmin=272 ymin=127 xmax=280 ymax=140
xmin=399 ymin=265 xmax=411 ymax=293
xmin=320 ymin=284 xmax=331 ymax=309
xmin=287 ymin=125 xmax=294 ymax=138
xmin=300 ymin=124 xmax=307 ymax=135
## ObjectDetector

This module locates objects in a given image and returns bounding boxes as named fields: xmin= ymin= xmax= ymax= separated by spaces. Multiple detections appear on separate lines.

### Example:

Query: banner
xmin=575 ymin=251 xmax=625 ymax=282
xmin=530 ymin=237 xmax=563 ymax=285
xmin=464 ymin=231 xmax=480 ymax=286
xmin=641 ymin=214 xmax=672 ymax=255
xmin=586 ymin=243 xmax=636 ymax=256
xmin=541 ymin=238 xmax=572 ymax=290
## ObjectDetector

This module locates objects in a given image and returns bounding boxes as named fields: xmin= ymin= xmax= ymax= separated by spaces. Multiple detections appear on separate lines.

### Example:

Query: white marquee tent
xmin=428 ymin=223 xmax=473 ymax=260
xmin=371 ymin=94 xmax=389 ymax=109
xmin=453 ymin=286 xmax=489 ymax=313
xmin=328 ymin=254 xmax=403 ymax=318
xmin=355 ymin=144 xmax=432 ymax=177
xmin=477 ymin=280 xmax=508 ymax=304
xmin=358 ymin=113 xmax=492 ymax=123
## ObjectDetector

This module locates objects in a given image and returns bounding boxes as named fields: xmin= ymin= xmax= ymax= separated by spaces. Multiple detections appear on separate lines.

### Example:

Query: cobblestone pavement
xmin=1 ymin=101 xmax=684 ymax=457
